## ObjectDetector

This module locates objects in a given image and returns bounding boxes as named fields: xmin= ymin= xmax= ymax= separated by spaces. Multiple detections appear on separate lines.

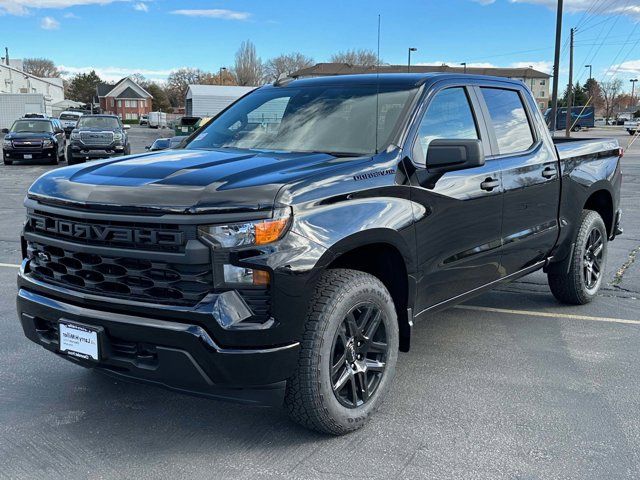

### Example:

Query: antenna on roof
xmin=374 ymin=14 xmax=381 ymax=154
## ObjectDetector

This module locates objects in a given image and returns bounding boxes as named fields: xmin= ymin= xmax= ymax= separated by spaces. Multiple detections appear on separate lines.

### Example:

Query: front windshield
xmin=152 ymin=139 xmax=171 ymax=149
xmin=77 ymin=117 xmax=119 ymax=129
xmin=186 ymin=84 xmax=418 ymax=155
xmin=11 ymin=120 xmax=53 ymax=133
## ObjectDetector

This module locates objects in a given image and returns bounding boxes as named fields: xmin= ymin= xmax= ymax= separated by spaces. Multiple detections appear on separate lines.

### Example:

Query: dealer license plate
xmin=59 ymin=322 xmax=99 ymax=361
xmin=23 ymin=154 xmax=32 ymax=159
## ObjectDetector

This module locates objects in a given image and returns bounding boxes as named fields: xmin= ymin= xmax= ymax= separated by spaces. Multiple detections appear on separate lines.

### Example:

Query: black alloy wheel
xmin=583 ymin=227 xmax=604 ymax=291
xmin=330 ymin=303 xmax=388 ymax=408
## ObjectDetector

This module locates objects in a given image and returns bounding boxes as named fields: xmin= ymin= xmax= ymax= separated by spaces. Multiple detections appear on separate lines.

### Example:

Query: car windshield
xmin=11 ymin=120 xmax=53 ymax=133
xmin=77 ymin=117 xmax=119 ymax=129
xmin=60 ymin=113 xmax=81 ymax=120
xmin=185 ymin=84 xmax=418 ymax=156
xmin=152 ymin=139 xmax=171 ymax=149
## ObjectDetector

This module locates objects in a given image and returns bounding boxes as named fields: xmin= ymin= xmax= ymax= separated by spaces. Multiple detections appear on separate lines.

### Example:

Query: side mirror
xmin=145 ymin=145 xmax=151 ymax=150
xmin=123 ymin=124 xmax=131 ymax=130
xmin=1 ymin=128 xmax=8 ymax=134
xmin=426 ymin=139 xmax=485 ymax=173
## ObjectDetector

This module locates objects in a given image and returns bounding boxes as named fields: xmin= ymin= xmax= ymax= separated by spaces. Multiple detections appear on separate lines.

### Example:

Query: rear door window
xmin=481 ymin=88 xmax=535 ymax=155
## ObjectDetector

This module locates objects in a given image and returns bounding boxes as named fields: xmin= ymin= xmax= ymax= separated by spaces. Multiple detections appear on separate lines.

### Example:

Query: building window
xmin=540 ymin=80 xmax=546 ymax=86
xmin=540 ymin=91 xmax=545 ymax=98
xmin=117 ymin=100 xmax=122 ymax=107
xmin=110 ymin=98 xmax=114 ymax=107
xmin=539 ymin=102 xmax=546 ymax=110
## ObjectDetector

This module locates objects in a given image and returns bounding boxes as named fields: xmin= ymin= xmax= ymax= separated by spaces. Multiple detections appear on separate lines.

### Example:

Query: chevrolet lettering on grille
xmin=28 ymin=214 xmax=184 ymax=247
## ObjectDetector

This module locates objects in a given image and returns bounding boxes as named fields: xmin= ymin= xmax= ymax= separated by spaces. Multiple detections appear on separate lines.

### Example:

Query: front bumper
xmin=69 ymin=142 xmax=125 ymax=159
xmin=4 ymin=148 xmax=55 ymax=160
xmin=17 ymin=282 xmax=300 ymax=406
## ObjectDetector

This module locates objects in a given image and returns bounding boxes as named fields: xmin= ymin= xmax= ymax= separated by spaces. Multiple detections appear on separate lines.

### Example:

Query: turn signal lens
xmin=252 ymin=269 xmax=270 ymax=286
xmin=255 ymin=218 xmax=289 ymax=245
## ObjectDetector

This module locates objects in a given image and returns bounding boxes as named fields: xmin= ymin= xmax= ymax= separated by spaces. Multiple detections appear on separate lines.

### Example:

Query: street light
xmin=460 ymin=62 xmax=467 ymax=74
xmin=219 ymin=67 xmax=227 ymax=85
xmin=585 ymin=64 xmax=592 ymax=80
xmin=631 ymin=78 xmax=638 ymax=106
xmin=407 ymin=47 xmax=417 ymax=73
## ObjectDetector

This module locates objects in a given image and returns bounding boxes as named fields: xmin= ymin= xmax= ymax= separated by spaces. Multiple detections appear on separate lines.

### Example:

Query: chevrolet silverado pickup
xmin=17 ymin=74 xmax=622 ymax=435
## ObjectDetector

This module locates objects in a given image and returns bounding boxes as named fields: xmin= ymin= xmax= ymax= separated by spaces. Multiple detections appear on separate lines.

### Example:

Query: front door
xmin=407 ymin=85 xmax=504 ymax=313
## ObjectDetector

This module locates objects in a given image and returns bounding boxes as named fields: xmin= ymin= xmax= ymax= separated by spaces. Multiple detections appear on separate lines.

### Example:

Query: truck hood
xmin=28 ymin=148 xmax=366 ymax=214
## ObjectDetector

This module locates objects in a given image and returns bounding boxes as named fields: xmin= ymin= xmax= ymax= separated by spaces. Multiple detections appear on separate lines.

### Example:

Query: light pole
xmin=630 ymin=79 xmax=638 ymax=106
xmin=407 ymin=47 xmax=417 ymax=73
xmin=460 ymin=62 xmax=467 ymax=74
xmin=585 ymin=64 xmax=592 ymax=80
xmin=219 ymin=67 xmax=227 ymax=85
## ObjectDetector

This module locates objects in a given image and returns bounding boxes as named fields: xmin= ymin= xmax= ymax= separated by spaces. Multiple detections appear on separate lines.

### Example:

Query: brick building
xmin=97 ymin=77 xmax=153 ymax=121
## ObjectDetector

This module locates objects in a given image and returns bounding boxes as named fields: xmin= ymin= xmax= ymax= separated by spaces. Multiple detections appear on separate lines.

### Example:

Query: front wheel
xmin=284 ymin=269 xmax=399 ymax=435
xmin=548 ymin=210 xmax=608 ymax=305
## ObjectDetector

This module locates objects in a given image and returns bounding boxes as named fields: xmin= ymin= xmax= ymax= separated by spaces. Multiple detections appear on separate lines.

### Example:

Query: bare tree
xmin=166 ymin=68 xmax=207 ymax=106
xmin=22 ymin=58 xmax=63 ymax=78
xmin=600 ymin=78 xmax=623 ymax=122
xmin=234 ymin=40 xmax=264 ymax=86
xmin=330 ymin=49 xmax=379 ymax=67
xmin=264 ymin=52 xmax=314 ymax=82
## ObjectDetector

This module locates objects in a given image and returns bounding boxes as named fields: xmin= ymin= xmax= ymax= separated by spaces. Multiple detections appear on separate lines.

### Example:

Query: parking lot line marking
xmin=455 ymin=305 xmax=640 ymax=326
xmin=0 ymin=263 xmax=20 ymax=269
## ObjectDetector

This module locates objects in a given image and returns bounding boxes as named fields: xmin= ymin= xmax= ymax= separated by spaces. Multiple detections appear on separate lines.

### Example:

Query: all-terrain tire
xmin=548 ymin=210 xmax=608 ymax=305
xmin=284 ymin=269 xmax=399 ymax=435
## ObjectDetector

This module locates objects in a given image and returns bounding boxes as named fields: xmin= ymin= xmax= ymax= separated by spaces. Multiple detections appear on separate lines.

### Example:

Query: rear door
xmin=477 ymin=86 xmax=560 ymax=274
xmin=407 ymin=84 xmax=504 ymax=311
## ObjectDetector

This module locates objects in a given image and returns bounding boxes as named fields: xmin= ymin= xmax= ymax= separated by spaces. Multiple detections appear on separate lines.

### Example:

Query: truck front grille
xmin=13 ymin=140 xmax=43 ymax=149
xmin=80 ymin=131 xmax=113 ymax=146
xmin=27 ymin=241 xmax=213 ymax=306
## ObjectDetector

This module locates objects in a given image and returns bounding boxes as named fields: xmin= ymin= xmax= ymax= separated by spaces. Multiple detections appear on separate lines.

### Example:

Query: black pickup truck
xmin=17 ymin=74 xmax=622 ymax=435
xmin=67 ymin=114 xmax=130 ymax=165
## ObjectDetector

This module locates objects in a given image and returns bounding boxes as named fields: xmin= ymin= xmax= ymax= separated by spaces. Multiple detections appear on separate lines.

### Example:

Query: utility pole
xmin=565 ymin=27 xmax=575 ymax=137
xmin=550 ymin=0 xmax=563 ymax=133
xmin=407 ymin=47 xmax=417 ymax=73
xmin=461 ymin=62 xmax=467 ymax=74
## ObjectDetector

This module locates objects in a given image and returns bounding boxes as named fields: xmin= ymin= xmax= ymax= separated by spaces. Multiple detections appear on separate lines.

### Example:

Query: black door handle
xmin=542 ymin=166 xmax=557 ymax=179
xmin=480 ymin=177 xmax=500 ymax=191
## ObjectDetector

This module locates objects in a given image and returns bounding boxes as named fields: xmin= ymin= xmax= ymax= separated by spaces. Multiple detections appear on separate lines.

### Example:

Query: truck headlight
xmin=2 ymin=139 xmax=11 ymax=148
xmin=113 ymin=132 xmax=123 ymax=141
xmin=70 ymin=131 xmax=80 ymax=140
xmin=197 ymin=208 xmax=291 ymax=249
xmin=42 ymin=139 xmax=53 ymax=147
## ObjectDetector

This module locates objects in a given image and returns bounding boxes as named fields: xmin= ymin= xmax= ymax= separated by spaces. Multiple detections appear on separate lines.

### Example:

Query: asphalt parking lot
xmin=0 ymin=127 xmax=638 ymax=479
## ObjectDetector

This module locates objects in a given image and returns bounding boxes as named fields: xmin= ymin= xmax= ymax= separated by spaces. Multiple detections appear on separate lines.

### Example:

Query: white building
xmin=0 ymin=62 xmax=65 ymax=115
xmin=185 ymin=85 xmax=255 ymax=117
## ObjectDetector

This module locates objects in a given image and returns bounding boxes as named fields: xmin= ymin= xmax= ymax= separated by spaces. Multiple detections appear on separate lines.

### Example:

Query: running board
xmin=413 ymin=260 xmax=548 ymax=320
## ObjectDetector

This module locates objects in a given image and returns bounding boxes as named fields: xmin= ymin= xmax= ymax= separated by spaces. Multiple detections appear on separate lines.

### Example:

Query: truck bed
xmin=553 ymin=137 xmax=620 ymax=161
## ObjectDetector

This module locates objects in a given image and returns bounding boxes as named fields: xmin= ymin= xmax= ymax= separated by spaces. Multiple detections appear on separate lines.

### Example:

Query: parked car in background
xmin=2 ymin=118 xmax=65 ymax=165
xmin=148 ymin=111 xmax=167 ymax=129
xmin=625 ymin=121 xmax=639 ymax=135
xmin=59 ymin=111 xmax=84 ymax=138
xmin=145 ymin=135 xmax=187 ymax=152
xmin=67 ymin=114 xmax=130 ymax=165
xmin=139 ymin=114 xmax=149 ymax=126
xmin=16 ymin=74 xmax=623 ymax=435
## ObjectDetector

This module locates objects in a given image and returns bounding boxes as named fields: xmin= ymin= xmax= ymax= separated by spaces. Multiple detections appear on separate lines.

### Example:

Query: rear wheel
xmin=284 ymin=269 xmax=399 ymax=435
xmin=548 ymin=210 xmax=608 ymax=305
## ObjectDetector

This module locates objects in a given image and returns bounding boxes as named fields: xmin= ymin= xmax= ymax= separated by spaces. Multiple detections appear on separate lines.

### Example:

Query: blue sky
xmin=1 ymin=0 xmax=640 ymax=92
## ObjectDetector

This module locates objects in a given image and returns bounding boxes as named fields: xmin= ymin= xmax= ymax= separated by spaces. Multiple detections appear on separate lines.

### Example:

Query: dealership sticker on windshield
xmin=59 ymin=322 xmax=99 ymax=361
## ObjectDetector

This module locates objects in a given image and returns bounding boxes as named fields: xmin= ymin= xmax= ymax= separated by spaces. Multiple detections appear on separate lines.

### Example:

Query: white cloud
xmin=63 ymin=11 xmax=78 ymax=18
xmin=59 ymin=64 xmax=183 ymax=83
xmin=510 ymin=61 xmax=553 ymax=74
xmin=40 ymin=16 xmax=60 ymax=29
xmin=474 ymin=0 xmax=640 ymax=20
xmin=0 ymin=0 xmax=143 ymax=15
xmin=608 ymin=60 xmax=640 ymax=76
xmin=170 ymin=9 xmax=250 ymax=20
xmin=133 ymin=2 xmax=147 ymax=12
